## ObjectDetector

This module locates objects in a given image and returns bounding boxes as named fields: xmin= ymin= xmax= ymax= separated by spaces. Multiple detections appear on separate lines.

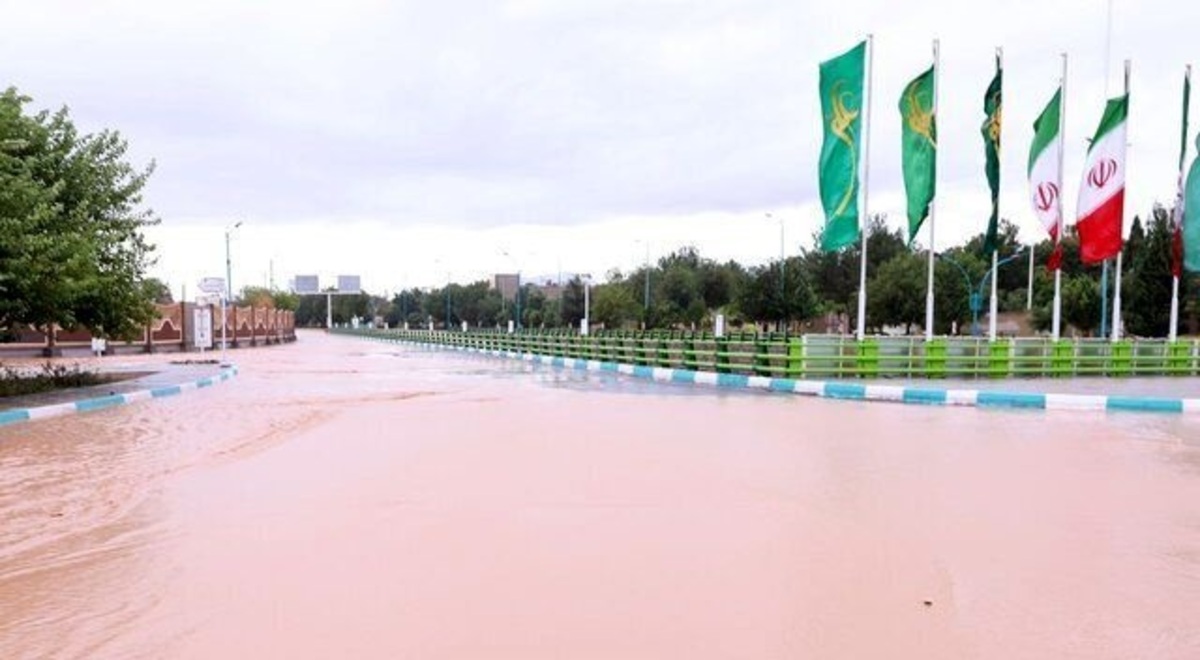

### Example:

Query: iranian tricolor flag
xmin=1076 ymin=94 xmax=1128 ymax=264
xmin=1028 ymin=87 xmax=1063 ymax=269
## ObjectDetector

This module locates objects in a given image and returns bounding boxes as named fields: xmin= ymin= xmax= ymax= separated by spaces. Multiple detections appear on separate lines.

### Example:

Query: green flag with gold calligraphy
xmin=898 ymin=66 xmax=937 ymax=243
xmin=818 ymin=41 xmax=865 ymax=252
xmin=981 ymin=63 xmax=1003 ymax=254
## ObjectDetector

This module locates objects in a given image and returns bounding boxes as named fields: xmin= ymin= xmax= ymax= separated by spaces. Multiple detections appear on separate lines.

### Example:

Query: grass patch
xmin=0 ymin=363 xmax=122 ymax=399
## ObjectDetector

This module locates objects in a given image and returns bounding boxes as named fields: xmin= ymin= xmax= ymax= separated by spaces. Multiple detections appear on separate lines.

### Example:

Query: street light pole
xmin=635 ymin=240 xmax=650 ymax=328
xmin=223 ymin=221 xmax=242 ymax=352
xmin=225 ymin=222 xmax=240 ymax=304
xmin=581 ymin=274 xmax=592 ymax=335
xmin=978 ymin=246 xmax=1028 ymax=338
xmin=767 ymin=213 xmax=785 ymax=331
xmin=936 ymin=253 xmax=978 ymax=335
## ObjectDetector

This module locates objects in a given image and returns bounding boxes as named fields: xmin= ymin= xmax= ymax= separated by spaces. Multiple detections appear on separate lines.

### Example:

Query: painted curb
xmin=356 ymin=334 xmax=1200 ymax=414
xmin=0 ymin=366 xmax=239 ymax=428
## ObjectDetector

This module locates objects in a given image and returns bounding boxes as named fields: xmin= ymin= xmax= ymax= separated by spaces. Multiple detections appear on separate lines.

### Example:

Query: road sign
xmin=198 ymin=277 xmax=226 ymax=295
xmin=294 ymin=275 xmax=320 ymax=294
xmin=193 ymin=308 xmax=213 ymax=349
xmin=337 ymin=275 xmax=361 ymax=293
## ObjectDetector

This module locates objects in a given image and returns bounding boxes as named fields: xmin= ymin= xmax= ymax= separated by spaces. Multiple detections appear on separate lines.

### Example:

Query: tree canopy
xmin=1 ymin=88 xmax=159 ymax=339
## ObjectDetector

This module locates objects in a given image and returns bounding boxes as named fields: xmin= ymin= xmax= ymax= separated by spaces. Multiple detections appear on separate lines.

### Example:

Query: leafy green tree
xmin=273 ymin=290 xmax=300 ymax=311
xmin=866 ymin=252 xmax=925 ymax=333
xmin=591 ymin=283 xmax=639 ymax=329
xmin=386 ymin=289 xmax=427 ymax=327
xmin=1061 ymin=274 xmax=1100 ymax=336
xmin=560 ymin=277 xmax=586 ymax=328
xmin=1 ymin=88 xmax=159 ymax=340
xmin=1123 ymin=207 xmax=1174 ymax=337
xmin=737 ymin=256 xmax=818 ymax=329
xmin=143 ymin=278 xmax=174 ymax=305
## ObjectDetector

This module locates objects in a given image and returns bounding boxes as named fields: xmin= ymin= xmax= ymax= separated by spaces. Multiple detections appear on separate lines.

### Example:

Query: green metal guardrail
xmin=337 ymin=328 xmax=1200 ymax=379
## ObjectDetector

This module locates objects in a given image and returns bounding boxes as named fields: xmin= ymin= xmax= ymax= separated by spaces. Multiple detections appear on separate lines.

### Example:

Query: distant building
xmin=493 ymin=274 xmax=566 ymax=302
xmin=535 ymin=280 xmax=563 ymax=302
xmin=493 ymin=273 xmax=519 ymax=301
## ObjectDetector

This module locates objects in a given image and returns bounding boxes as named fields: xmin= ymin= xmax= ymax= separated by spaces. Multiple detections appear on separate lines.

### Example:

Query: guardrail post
xmin=1051 ymin=340 xmax=1074 ymax=377
xmin=924 ymin=338 xmax=947 ymax=378
xmin=987 ymin=340 xmax=1011 ymax=378
xmin=716 ymin=337 xmax=731 ymax=373
xmin=1167 ymin=340 xmax=1191 ymax=376
xmin=1110 ymin=339 xmax=1133 ymax=377
xmin=856 ymin=338 xmax=879 ymax=379
xmin=657 ymin=336 xmax=670 ymax=368
xmin=787 ymin=337 xmax=804 ymax=378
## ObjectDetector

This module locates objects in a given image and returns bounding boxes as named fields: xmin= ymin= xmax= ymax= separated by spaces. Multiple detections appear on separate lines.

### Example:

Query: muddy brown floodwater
xmin=2 ymin=330 xmax=1200 ymax=659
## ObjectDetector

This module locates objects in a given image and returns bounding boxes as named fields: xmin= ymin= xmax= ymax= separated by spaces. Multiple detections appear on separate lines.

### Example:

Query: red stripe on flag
xmin=1047 ymin=242 xmax=1063 ymax=272
xmin=1076 ymin=189 xmax=1124 ymax=264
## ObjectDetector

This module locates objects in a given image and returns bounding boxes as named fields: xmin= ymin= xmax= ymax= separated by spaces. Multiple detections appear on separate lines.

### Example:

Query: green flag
xmin=818 ymin=41 xmax=866 ymax=252
xmin=981 ymin=63 xmax=1003 ymax=254
xmin=1184 ymin=135 xmax=1200 ymax=272
xmin=898 ymin=66 xmax=937 ymax=243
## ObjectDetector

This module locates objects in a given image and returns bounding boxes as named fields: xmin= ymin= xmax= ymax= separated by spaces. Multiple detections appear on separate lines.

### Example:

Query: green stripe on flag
xmin=1087 ymin=95 xmax=1129 ymax=152
xmin=1028 ymin=88 xmax=1061 ymax=175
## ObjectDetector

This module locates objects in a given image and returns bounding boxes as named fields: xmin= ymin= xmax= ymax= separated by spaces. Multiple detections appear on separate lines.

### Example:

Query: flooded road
xmin=2 ymin=330 xmax=1200 ymax=659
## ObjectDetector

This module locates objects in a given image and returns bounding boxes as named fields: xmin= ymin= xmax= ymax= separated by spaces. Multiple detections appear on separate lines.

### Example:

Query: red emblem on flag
xmin=1034 ymin=182 xmax=1059 ymax=212
xmin=1087 ymin=158 xmax=1118 ymax=189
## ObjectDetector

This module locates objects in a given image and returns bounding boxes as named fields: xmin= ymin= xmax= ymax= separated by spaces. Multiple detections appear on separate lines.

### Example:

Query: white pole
xmin=856 ymin=34 xmax=875 ymax=342
xmin=220 ymin=295 xmax=227 ymax=364
xmin=1027 ymin=240 xmax=1034 ymax=310
xmin=1112 ymin=252 xmax=1124 ymax=342
xmin=1169 ymin=276 xmax=1180 ymax=341
xmin=1112 ymin=59 xmax=1131 ymax=343
xmin=988 ymin=250 xmax=999 ymax=341
xmin=924 ymin=39 xmax=940 ymax=341
xmin=1052 ymin=269 xmax=1063 ymax=340
xmin=1052 ymin=53 xmax=1068 ymax=342
xmin=583 ymin=278 xmax=590 ymax=334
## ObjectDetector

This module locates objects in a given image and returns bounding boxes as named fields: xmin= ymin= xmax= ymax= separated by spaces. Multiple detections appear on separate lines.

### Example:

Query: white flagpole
xmin=989 ymin=250 xmax=999 ymax=341
xmin=984 ymin=49 xmax=1003 ymax=343
xmin=1111 ymin=59 xmax=1130 ymax=343
xmin=1027 ymin=238 xmax=1034 ymax=310
xmin=1169 ymin=63 xmax=1191 ymax=343
xmin=856 ymin=34 xmax=875 ymax=342
xmin=1170 ymin=272 xmax=1181 ymax=341
xmin=925 ymin=39 xmax=940 ymax=341
xmin=1052 ymin=53 xmax=1067 ymax=342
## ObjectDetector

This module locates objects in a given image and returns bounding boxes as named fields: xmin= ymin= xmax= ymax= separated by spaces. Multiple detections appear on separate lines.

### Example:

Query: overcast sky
xmin=3 ymin=0 xmax=1197 ymax=296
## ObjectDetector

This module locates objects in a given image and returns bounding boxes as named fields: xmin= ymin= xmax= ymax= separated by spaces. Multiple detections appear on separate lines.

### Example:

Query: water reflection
xmin=1 ymin=331 xmax=1199 ymax=659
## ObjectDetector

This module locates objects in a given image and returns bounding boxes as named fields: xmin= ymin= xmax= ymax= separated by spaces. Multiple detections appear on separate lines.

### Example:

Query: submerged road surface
xmin=2 ymin=331 xmax=1200 ymax=659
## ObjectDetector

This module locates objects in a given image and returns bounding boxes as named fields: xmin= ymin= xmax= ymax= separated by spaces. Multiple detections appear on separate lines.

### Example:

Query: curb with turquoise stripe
xmin=0 ymin=366 xmax=239 ymax=428
xmin=358 ymin=335 xmax=1200 ymax=414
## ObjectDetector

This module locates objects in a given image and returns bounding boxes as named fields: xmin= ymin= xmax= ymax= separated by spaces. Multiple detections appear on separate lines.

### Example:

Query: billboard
xmin=294 ymin=275 xmax=320 ymax=294
xmin=337 ymin=275 xmax=361 ymax=293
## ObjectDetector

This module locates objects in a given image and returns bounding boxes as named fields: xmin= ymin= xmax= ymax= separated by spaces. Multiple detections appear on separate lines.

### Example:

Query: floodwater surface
xmin=2 ymin=331 xmax=1200 ymax=659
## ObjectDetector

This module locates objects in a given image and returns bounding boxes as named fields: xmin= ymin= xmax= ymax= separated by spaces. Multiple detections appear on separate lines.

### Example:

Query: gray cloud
xmin=4 ymin=0 xmax=1198 ymax=239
